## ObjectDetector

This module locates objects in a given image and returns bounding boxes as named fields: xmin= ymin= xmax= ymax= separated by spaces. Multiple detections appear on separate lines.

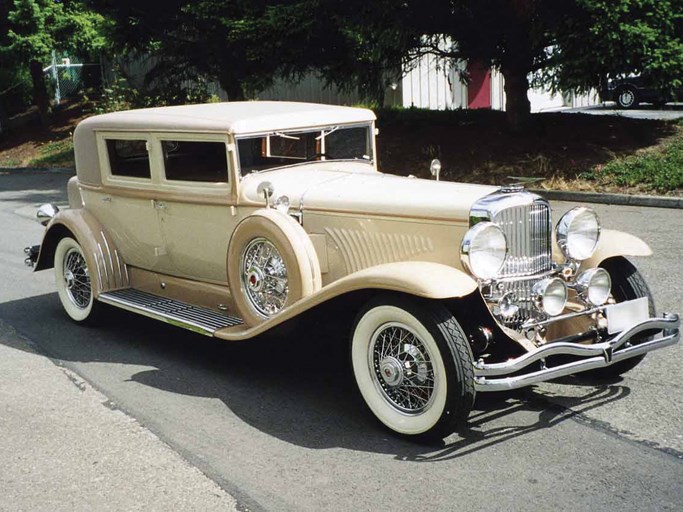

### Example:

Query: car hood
xmin=239 ymin=162 xmax=498 ymax=223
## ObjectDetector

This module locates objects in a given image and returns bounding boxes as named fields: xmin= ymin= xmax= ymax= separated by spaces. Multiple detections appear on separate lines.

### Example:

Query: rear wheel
xmin=582 ymin=257 xmax=654 ymax=379
xmin=54 ymin=237 xmax=100 ymax=323
xmin=350 ymin=296 xmax=475 ymax=441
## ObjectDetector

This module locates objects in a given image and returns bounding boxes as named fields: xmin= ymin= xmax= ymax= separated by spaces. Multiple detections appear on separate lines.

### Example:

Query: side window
xmin=162 ymin=140 xmax=228 ymax=183
xmin=106 ymin=139 xmax=151 ymax=179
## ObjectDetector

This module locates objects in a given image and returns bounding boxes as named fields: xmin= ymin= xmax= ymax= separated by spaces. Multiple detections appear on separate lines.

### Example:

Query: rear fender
xmin=35 ymin=209 xmax=129 ymax=297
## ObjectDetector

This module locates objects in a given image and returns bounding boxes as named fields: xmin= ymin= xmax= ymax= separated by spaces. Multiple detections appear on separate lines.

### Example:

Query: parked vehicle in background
xmin=25 ymin=101 xmax=680 ymax=441
xmin=602 ymin=76 xmax=683 ymax=109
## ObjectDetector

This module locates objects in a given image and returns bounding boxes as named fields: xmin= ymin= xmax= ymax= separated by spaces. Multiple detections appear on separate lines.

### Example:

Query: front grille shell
xmin=469 ymin=190 xmax=554 ymax=328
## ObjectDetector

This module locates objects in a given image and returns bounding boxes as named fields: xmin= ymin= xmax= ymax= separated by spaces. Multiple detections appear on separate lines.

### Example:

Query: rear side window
xmin=106 ymin=139 xmax=151 ymax=179
xmin=162 ymin=140 xmax=229 ymax=183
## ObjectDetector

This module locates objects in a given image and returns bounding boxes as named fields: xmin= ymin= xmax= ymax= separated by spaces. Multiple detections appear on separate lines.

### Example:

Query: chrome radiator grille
xmin=493 ymin=201 xmax=552 ymax=278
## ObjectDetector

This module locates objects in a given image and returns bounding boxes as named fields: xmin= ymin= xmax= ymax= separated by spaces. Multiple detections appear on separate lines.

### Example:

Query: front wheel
xmin=54 ymin=237 xmax=100 ymax=323
xmin=616 ymin=86 xmax=638 ymax=109
xmin=581 ymin=257 xmax=655 ymax=379
xmin=350 ymin=296 xmax=475 ymax=441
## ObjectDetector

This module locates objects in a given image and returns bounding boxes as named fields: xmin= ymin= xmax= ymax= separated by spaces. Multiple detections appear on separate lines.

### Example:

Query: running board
xmin=98 ymin=288 xmax=243 ymax=336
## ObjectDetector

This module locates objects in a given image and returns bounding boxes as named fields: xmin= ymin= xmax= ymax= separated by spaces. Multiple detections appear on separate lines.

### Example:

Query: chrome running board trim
xmin=98 ymin=288 xmax=242 ymax=336
xmin=474 ymin=313 xmax=680 ymax=391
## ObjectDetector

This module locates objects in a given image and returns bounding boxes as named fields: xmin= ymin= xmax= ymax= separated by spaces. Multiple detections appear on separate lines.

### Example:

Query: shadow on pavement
xmin=0 ymin=292 xmax=631 ymax=461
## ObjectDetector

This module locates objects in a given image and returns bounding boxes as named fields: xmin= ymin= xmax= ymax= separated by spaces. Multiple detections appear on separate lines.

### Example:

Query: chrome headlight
xmin=556 ymin=207 xmax=600 ymax=261
xmin=461 ymin=222 xmax=507 ymax=280
xmin=576 ymin=267 xmax=611 ymax=306
xmin=532 ymin=277 xmax=568 ymax=316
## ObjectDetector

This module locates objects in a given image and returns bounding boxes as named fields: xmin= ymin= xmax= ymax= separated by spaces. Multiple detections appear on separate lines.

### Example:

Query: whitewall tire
xmin=54 ymin=237 xmax=99 ymax=323
xmin=351 ymin=296 xmax=475 ymax=440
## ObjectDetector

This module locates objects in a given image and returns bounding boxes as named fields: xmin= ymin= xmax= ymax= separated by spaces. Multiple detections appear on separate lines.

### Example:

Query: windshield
xmin=236 ymin=124 xmax=373 ymax=175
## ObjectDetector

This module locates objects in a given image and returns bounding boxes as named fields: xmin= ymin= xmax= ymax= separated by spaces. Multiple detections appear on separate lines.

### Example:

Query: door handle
xmin=153 ymin=200 xmax=167 ymax=210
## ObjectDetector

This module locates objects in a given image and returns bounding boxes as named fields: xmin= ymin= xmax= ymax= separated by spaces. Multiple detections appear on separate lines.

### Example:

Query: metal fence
xmin=43 ymin=51 xmax=103 ymax=103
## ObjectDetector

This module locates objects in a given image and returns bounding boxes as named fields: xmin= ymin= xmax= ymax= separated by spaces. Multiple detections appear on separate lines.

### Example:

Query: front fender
xmin=214 ymin=261 xmax=478 ymax=341
xmin=34 ymin=209 xmax=129 ymax=296
xmin=581 ymin=229 xmax=651 ymax=270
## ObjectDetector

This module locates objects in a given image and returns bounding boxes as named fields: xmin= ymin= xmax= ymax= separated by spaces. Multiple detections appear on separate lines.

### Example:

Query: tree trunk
xmin=30 ymin=59 xmax=51 ymax=127
xmin=501 ymin=63 xmax=531 ymax=132
xmin=219 ymin=74 xmax=245 ymax=101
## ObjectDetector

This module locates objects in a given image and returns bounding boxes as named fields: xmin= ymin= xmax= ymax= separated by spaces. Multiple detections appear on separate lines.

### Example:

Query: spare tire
xmin=227 ymin=209 xmax=322 ymax=326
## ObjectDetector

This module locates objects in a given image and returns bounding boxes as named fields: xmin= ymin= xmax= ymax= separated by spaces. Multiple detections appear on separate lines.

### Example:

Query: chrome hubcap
xmin=241 ymin=238 xmax=288 ymax=317
xmin=63 ymin=248 xmax=91 ymax=309
xmin=619 ymin=91 xmax=634 ymax=106
xmin=370 ymin=323 xmax=435 ymax=414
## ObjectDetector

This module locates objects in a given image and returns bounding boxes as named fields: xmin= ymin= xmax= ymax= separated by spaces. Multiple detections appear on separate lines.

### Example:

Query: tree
xmin=0 ymin=0 xmax=110 ymax=124
xmin=93 ymin=1 xmax=683 ymax=129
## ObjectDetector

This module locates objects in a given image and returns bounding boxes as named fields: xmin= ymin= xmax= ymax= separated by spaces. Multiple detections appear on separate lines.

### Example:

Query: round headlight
xmin=556 ymin=207 xmax=600 ymax=261
xmin=576 ymin=267 xmax=611 ymax=306
xmin=532 ymin=277 xmax=568 ymax=316
xmin=460 ymin=222 xmax=507 ymax=280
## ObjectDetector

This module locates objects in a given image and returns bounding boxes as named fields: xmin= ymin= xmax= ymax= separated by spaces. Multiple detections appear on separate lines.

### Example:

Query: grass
xmin=580 ymin=124 xmax=683 ymax=193
xmin=27 ymin=139 xmax=75 ymax=168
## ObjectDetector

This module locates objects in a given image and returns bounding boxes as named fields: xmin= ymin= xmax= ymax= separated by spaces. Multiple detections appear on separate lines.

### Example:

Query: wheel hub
xmin=64 ymin=269 xmax=75 ymax=290
xmin=246 ymin=267 xmax=264 ymax=293
xmin=379 ymin=356 xmax=404 ymax=387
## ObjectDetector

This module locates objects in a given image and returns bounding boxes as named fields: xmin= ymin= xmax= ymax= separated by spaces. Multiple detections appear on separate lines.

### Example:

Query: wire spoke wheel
xmin=241 ymin=237 xmax=289 ymax=317
xmin=54 ymin=237 xmax=99 ymax=323
xmin=351 ymin=297 xmax=475 ymax=439
xmin=370 ymin=323 xmax=435 ymax=414
xmin=63 ymin=248 xmax=91 ymax=309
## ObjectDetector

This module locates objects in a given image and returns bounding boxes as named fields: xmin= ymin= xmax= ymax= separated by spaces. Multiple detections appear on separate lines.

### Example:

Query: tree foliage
xmin=0 ymin=0 xmax=110 ymax=122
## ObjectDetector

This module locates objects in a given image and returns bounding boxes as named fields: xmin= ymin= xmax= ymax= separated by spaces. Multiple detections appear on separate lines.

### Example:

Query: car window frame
xmin=97 ymin=131 xmax=157 ymax=190
xmin=151 ymin=132 xmax=232 ymax=196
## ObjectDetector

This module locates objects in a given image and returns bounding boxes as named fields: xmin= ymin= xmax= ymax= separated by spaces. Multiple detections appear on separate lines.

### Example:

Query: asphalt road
xmin=565 ymin=103 xmax=683 ymax=120
xmin=1 ymin=169 xmax=682 ymax=511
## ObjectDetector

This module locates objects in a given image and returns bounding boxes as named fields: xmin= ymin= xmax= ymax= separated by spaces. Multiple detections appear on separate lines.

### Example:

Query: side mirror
xmin=256 ymin=181 xmax=275 ymax=208
xmin=430 ymin=159 xmax=442 ymax=181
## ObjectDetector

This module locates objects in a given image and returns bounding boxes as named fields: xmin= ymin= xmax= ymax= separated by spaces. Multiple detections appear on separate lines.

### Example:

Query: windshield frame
xmin=234 ymin=122 xmax=376 ymax=178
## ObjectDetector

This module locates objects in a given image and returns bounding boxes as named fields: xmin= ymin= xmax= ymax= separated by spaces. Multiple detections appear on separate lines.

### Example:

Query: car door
xmin=89 ymin=133 xmax=171 ymax=273
xmin=151 ymin=134 xmax=237 ymax=284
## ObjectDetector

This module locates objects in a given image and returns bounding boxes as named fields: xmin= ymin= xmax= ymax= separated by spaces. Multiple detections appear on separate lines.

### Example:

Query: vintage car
xmin=26 ymin=101 xmax=680 ymax=440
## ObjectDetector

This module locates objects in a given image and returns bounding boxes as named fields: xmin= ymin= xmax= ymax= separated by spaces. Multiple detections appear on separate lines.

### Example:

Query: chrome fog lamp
xmin=556 ymin=207 xmax=600 ymax=261
xmin=576 ymin=267 xmax=611 ymax=306
xmin=532 ymin=277 xmax=568 ymax=316
xmin=460 ymin=222 xmax=507 ymax=280
xmin=37 ymin=203 xmax=59 ymax=226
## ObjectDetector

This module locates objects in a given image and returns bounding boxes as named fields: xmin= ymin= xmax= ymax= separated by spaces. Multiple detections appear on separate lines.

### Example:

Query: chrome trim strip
xmin=100 ymin=232 xmax=115 ymax=285
xmin=93 ymin=250 xmax=103 ymax=291
xmin=97 ymin=243 xmax=110 ymax=290
xmin=474 ymin=313 xmax=679 ymax=391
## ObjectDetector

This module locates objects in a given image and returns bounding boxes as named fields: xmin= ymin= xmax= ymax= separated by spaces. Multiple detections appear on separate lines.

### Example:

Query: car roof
xmin=76 ymin=101 xmax=376 ymax=136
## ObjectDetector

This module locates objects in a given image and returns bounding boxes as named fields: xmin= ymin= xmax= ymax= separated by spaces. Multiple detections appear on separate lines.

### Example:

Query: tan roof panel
xmin=77 ymin=101 xmax=376 ymax=135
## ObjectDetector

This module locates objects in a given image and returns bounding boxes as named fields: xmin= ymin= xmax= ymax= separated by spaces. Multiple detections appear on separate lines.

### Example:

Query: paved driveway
xmin=563 ymin=103 xmax=683 ymax=121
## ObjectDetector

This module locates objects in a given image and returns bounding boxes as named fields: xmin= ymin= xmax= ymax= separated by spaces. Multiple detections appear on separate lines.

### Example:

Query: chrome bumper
xmin=474 ymin=313 xmax=680 ymax=392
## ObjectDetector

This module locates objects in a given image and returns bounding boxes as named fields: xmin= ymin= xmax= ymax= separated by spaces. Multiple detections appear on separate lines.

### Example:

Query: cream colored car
xmin=27 ymin=101 xmax=680 ymax=440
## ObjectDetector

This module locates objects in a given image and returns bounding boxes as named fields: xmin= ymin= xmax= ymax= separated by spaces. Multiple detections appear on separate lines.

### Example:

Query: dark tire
xmin=350 ymin=295 xmax=475 ymax=441
xmin=616 ymin=86 xmax=639 ymax=109
xmin=581 ymin=257 xmax=655 ymax=379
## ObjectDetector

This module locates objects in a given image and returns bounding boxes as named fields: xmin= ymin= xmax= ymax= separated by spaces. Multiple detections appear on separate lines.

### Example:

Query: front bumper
xmin=474 ymin=313 xmax=680 ymax=391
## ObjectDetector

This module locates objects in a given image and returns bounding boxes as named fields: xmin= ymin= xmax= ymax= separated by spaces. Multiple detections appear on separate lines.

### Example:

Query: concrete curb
xmin=530 ymin=189 xmax=683 ymax=209
xmin=0 ymin=167 xmax=74 ymax=174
